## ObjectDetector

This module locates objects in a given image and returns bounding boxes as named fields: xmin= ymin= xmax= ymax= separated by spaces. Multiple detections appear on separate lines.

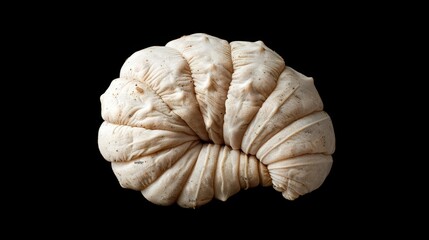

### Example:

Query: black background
xmin=15 ymin=7 xmax=413 ymax=235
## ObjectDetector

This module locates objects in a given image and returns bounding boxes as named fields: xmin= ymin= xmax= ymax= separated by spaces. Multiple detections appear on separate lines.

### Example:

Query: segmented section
xmin=256 ymin=111 xmax=335 ymax=200
xmin=111 ymin=141 xmax=199 ymax=190
xmin=98 ymin=122 xmax=198 ymax=162
xmin=241 ymin=67 xmax=324 ymax=155
xmin=141 ymin=143 xmax=202 ymax=206
xmin=143 ymin=143 xmax=270 ymax=208
xmin=257 ymin=111 xmax=335 ymax=165
xmin=119 ymin=46 xmax=209 ymax=141
xmin=167 ymin=34 xmax=233 ymax=144
xmin=268 ymin=154 xmax=333 ymax=200
xmin=100 ymin=78 xmax=196 ymax=136
xmin=104 ymin=138 xmax=271 ymax=207
xmin=223 ymin=40 xmax=285 ymax=149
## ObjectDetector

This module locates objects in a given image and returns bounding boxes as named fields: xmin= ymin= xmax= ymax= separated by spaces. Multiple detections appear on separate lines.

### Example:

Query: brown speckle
xmin=136 ymin=87 xmax=144 ymax=93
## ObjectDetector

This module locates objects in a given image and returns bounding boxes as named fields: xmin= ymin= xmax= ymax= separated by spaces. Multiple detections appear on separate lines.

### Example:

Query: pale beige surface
xmin=167 ymin=34 xmax=232 ymax=145
xmin=98 ymin=33 xmax=335 ymax=208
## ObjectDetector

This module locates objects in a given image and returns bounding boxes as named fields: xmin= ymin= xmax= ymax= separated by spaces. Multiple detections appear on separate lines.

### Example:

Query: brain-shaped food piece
xmin=98 ymin=33 xmax=335 ymax=208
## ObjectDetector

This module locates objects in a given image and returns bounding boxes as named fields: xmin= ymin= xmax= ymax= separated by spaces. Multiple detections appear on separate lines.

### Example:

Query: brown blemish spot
xmin=136 ymin=86 xmax=144 ymax=93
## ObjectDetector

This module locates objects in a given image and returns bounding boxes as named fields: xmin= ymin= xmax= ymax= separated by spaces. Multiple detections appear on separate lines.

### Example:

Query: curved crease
xmin=223 ymin=41 xmax=285 ymax=149
xmin=121 ymin=75 xmax=201 ymax=139
xmin=163 ymin=46 xmax=208 ymax=140
xmin=260 ymin=114 xmax=330 ymax=161
xmin=112 ymin=142 xmax=198 ymax=191
xmin=245 ymin=83 xmax=300 ymax=150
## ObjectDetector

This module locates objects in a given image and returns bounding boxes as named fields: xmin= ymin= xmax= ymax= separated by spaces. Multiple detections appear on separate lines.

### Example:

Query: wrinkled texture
xmin=98 ymin=33 xmax=335 ymax=208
